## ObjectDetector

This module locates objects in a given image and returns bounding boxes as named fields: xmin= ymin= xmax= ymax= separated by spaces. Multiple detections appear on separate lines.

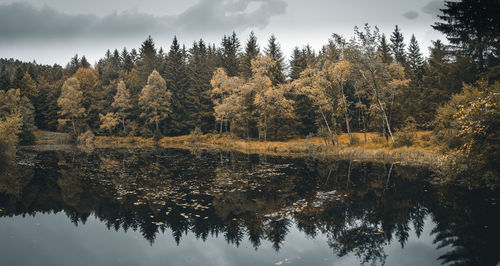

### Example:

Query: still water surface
xmin=0 ymin=148 xmax=498 ymax=265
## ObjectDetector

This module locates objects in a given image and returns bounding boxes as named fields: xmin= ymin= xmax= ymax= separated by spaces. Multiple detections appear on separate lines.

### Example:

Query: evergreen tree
xmin=0 ymin=65 xmax=11 ymax=91
xmin=379 ymin=34 xmax=393 ymax=64
xmin=165 ymin=36 xmax=190 ymax=135
xmin=137 ymin=36 xmax=158 ymax=85
xmin=265 ymin=35 xmax=286 ymax=85
xmin=80 ymin=56 xmax=91 ymax=69
xmin=187 ymin=39 xmax=215 ymax=132
xmin=407 ymin=34 xmax=424 ymax=79
xmin=433 ymin=0 xmax=500 ymax=73
xmin=240 ymin=31 xmax=260 ymax=80
xmin=289 ymin=47 xmax=306 ymax=81
xmin=220 ymin=32 xmax=241 ymax=77
xmin=390 ymin=25 xmax=406 ymax=65
xmin=121 ymin=48 xmax=134 ymax=72
xmin=12 ymin=67 xmax=25 ymax=90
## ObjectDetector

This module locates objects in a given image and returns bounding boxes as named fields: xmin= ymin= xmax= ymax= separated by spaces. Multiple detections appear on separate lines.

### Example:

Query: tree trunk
xmin=121 ymin=115 xmax=126 ymax=134
xmin=71 ymin=116 xmax=76 ymax=136
xmin=340 ymin=82 xmax=352 ymax=143
xmin=367 ymin=71 xmax=394 ymax=142
xmin=319 ymin=107 xmax=335 ymax=145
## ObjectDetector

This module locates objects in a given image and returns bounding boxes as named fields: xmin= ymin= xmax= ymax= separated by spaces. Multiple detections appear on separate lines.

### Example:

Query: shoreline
xmin=67 ymin=132 xmax=445 ymax=167
xmin=27 ymin=130 xmax=445 ymax=167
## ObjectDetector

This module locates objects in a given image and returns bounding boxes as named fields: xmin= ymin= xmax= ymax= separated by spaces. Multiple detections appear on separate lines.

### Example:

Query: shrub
xmin=77 ymin=130 xmax=95 ymax=145
xmin=394 ymin=117 xmax=417 ymax=147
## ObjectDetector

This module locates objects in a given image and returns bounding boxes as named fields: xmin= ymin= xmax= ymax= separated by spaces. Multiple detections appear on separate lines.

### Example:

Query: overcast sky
xmin=0 ymin=0 xmax=447 ymax=65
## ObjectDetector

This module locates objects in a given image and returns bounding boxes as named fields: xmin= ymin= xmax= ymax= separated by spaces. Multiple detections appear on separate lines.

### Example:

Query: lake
xmin=0 ymin=147 xmax=498 ymax=266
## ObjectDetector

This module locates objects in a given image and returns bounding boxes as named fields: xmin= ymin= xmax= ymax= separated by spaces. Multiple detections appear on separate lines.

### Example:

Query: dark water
xmin=0 ymin=148 xmax=498 ymax=266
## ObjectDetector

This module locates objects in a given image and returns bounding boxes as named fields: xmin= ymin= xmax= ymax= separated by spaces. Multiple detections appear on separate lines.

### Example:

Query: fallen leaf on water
xmin=275 ymin=261 xmax=283 ymax=265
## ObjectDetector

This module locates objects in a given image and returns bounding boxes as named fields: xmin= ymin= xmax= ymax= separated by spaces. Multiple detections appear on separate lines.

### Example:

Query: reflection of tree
xmin=0 ymin=149 xmax=497 ymax=266
xmin=429 ymin=187 xmax=500 ymax=266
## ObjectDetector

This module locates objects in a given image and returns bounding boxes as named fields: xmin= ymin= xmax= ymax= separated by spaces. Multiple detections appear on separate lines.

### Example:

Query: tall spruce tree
xmin=433 ymin=0 xmax=500 ymax=73
xmin=240 ymin=31 xmax=260 ymax=80
xmin=165 ymin=36 xmax=190 ymax=135
xmin=407 ymin=34 xmax=424 ymax=79
xmin=379 ymin=34 xmax=393 ymax=64
xmin=265 ymin=35 xmax=286 ymax=85
xmin=0 ymin=65 xmax=11 ymax=91
xmin=186 ymin=39 xmax=215 ymax=132
xmin=390 ymin=25 xmax=406 ymax=65
xmin=220 ymin=32 xmax=241 ymax=77
xmin=137 ymin=36 xmax=158 ymax=85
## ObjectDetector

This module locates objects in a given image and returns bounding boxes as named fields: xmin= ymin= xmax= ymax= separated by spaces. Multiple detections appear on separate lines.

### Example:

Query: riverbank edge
xmin=84 ymin=133 xmax=445 ymax=167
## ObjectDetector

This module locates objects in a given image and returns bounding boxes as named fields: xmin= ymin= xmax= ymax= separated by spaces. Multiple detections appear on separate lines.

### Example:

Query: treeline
xmin=0 ymin=0 xmax=498 ymax=146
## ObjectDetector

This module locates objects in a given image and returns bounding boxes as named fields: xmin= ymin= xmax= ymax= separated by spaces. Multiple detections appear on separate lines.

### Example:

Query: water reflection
xmin=0 ymin=148 xmax=498 ymax=265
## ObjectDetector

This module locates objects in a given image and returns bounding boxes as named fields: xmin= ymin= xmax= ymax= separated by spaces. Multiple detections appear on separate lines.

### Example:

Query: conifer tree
xmin=407 ymin=34 xmax=424 ymax=78
xmin=220 ymin=32 xmax=241 ymax=77
xmin=165 ymin=36 xmax=190 ymax=135
xmin=80 ymin=56 xmax=91 ymax=69
xmin=379 ymin=34 xmax=393 ymax=64
xmin=0 ymin=65 xmax=10 ymax=91
xmin=390 ymin=25 xmax=406 ymax=65
xmin=433 ymin=0 xmax=500 ymax=72
xmin=121 ymin=48 xmax=134 ymax=72
xmin=265 ymin=35 xmax=286 ymax=85
xmin=240 ymin=31 xmax=260 ymax=80
xmin=289 ymin=47 xmax=306 ymax=81
xmin=137 ymin=36 xmax=158 ymax=85
xmin=187 ymin=39 xmax=215 ymax=132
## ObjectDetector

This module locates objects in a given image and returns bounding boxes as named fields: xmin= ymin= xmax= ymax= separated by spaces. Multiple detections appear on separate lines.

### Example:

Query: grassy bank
xmin=31 ymin=130 xmax=444 ymax=166
xmin=158 ymin=132 xmax=442 ymax=166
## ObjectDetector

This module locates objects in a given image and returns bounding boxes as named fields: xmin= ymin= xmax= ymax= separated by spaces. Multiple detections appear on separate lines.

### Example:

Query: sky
xmin=0 ymin=0 xmax=448 ymax=66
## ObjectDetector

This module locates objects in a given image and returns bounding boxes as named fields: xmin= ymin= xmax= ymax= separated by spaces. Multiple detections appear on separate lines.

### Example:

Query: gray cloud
xmin=421 ymin=0 xmax=445 ymax=16
xmin=0 ymin=0 xmax=287 ymax=43
xmin=403 ymin=10 xmax=419 ymax=20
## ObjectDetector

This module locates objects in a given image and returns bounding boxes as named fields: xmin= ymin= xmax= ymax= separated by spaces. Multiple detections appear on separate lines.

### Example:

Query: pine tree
xmin=265 ymin=35 xmax=286 ymax=85
xmin=240 ymin=31 xmax=260 ymax=80
xmin=407 ymin=34 xmax=424 ymax=79
xmin=289 ymin=47 xmax=306 ymax=81
xmin=12 ymin=67 xmax=25 ymax=90
xmin=220 ymin=32 xmax=241 ymax=77
xmin=80 ymin=56 xmax=91 ymax=69
xmin=121 ymin=48 xmax=134 ymax=72
xmin=390 ymin=25 xmax=406 ymax=65
xmin=0 ymin=65 xmax=10 ymax=91
xmin=433 ymin=0 xmax=500 ymax=72
xmin=187 ymin=39 xmax=215 ymax=132
xmin=137 ymin=36 xmax=158 ymax=85
xmin=379 ymin=34 xmax=393 ymax=64
xmin=165 ymin=36 xmax=190 ymax=135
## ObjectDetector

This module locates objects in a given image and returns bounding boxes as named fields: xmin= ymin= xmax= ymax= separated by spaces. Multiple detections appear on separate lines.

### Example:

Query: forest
xmin=0 ymin=1 xmax=499 ymax=186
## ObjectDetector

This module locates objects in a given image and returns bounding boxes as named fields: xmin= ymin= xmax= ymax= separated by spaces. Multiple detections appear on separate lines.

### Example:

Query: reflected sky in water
xmin=0 ymin=213 xmax=445 ymax=266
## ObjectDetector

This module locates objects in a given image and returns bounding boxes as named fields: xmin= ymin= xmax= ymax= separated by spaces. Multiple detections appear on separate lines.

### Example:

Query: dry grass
xmin=158 ymin=131 xmax=443 ymax=166
xmin=31 ymin=130 xmax=443 ymax=166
